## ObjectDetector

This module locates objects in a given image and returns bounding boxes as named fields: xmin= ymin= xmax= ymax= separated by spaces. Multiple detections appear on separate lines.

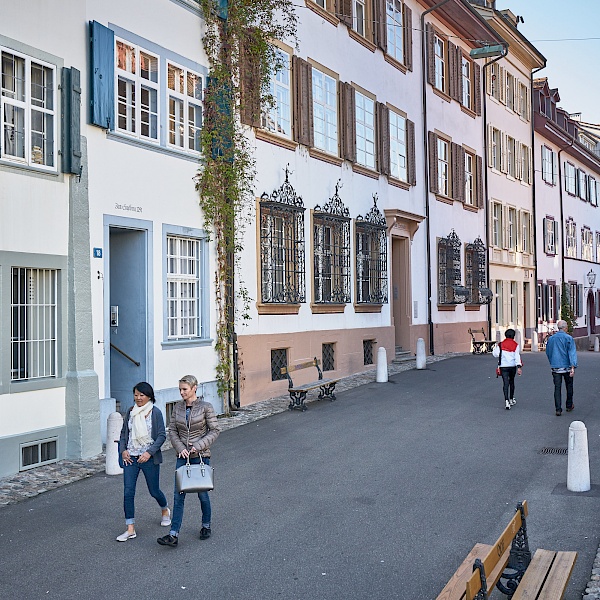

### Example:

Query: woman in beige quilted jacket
xmin=157 ymin=374 xmax=220 ymax=548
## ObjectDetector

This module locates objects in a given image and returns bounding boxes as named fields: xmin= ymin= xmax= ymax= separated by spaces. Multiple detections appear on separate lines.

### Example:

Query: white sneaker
xmin=505 ymin=400 xmax=511 ymax=410
xmin=116 ymin=530 xmax=137 ymax=542
xmin=510 ymin=398 xmax=516 ymax=406
xmin=161 ymin=508 xmax=171 ymax=527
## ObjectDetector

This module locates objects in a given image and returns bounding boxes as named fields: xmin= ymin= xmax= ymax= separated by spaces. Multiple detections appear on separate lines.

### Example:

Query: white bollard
xmin=416 ymin=338 xmax=426 ymax=370
xmin=594 ymin=336 xmax=599 ymax=352
xmin=106 ymin=412 xmax=124 ymax=475
xmin=531 ymin=331 xmax=538 ymax=353
xmin=567 ymin=421 xmax=591 ymax=492
xmin=376 ymin=346 xmax=388 ymax=383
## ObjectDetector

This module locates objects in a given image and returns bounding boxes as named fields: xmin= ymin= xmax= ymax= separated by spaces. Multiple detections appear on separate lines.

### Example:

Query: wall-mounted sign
xmin=93 ymin=248 xmax=103 ymax=258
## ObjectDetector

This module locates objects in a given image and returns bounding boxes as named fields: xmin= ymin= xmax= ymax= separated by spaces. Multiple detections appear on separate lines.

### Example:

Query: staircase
xmin=391 ymin=346 xmax=414 ymax=364
xmin=522 ymin=338 xmax=532 ymax=352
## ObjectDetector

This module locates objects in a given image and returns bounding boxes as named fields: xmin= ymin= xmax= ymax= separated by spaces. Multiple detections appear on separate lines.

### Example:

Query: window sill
xmin=460 ymin=105 xmax=477 ymax=119
xmin=432 ymin=87 xmax=452 ymax=103
xmin=383 ymin=53 xmax=407 ymax=74
xmin=255 ymin=129 xmax=297 ymax=151
xmin=352 ymin=163 xmax=380 ymax=179
xmin=308 ymin=147 xmax=343 ymax=166
xmin=462 ymin=203 xmax=478 ymax=213
xmin=437 ymin=304 xmax=457 ymax=311
xmin=354 ymin=303 xmax=383 ymax=313
xmin=161 ymin=338 xmax=213 ymax=349
xmin=305 ymin=0 xmax=339 ymax=26
xmin=464 ymin=304 xmax=483 ymax=311
xmin=256 ymin=303 xmax=301 ymax=315
xmin=0 ymin=158 xmax=60 ymax=177
xmin=387 ymin=176 xmax=410 ymax=190
xmin=311 ymin=303 xmax=346 ymax=314
xmin=107 ymin=131 xmax=201 ymax=163
xmin=347 ymin=28 xmax=376 ymax=53
xmin=435 ymin=194 xmax=453 ymax=205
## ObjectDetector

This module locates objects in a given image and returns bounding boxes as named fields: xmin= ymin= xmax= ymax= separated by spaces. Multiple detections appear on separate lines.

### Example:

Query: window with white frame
xmin=506 ymin=135 xmax=516 ymax=177
xmin=386 ymin=0 xmax=404 ymax=64
xmin=521 ymin=211 xmax=531 ymax=254
xmin=355 ymin=92 xmax=375 ymax=169
xmin=11 ymin=267 xmax=58 ymax=381
xmin=506 ymin=73 xmax=516 ymax=112
xmin=464 ymin=151 xmax=474 ymax=205
xmin=1 ymin=48 xmax=57 ymax=169
xmin=596 ymin=232 xmax=600 ymax=262
xmin=166 ymin=236 xmax=203 ymax=340
xmin=492 ymin=202 xmax=502 ymax=247
xmin=510 ymin=281 xmax=518 ymax=323
xmin=564 ymin=162 xmax=576 ymax=194
xmin=312 ymin=68 xmax=338 ymax=155
xmin=544 ymin=217 xmax=556 ymax=254
xmin=508 ymin=207 xmax=517 ymax=251
xmin=566 ymin=219 xmax=577 ymax=258
xmin=521 ymin=144 xmax=531 ymax=184
xmin=490 ymin=62 xmax=500 ymax=100
xmin=261 ymin=48 xmax=291 ymax=138
xmin=352 ymin=0 xmax=366 ymax=36
xmin=116 ymin=40 xmax=159 ymax=140
xmin=494 ymin=280 xmax=503 ymax=324
xmin=389 ymin=110 xmax=407 ymax=182
xmin=491 ymin=127 xmax=501 ymax=170
xmin=548 ymin=284 xmax=556 ymax=321
xmin=434 ymin=35 xmax=445 ymax=92
xmin=461 ymin=57 xmax=471 ymax=109
xmin=167 ymin=62 xmax=202 ymax=152
xmin=518 ymin=82 xmax=529 ymax=120
xmin=588 ymin=176 xmax=598 ymax=206
xmin=582 ymin=227 xmax=593 ymax=261
xmin=541 ymin=146 xmax=556 ymax=184
xmin=578 ymin=169 xmax=587 ymax=201
xmin=437 ymin=137 xmax=449 ymax=196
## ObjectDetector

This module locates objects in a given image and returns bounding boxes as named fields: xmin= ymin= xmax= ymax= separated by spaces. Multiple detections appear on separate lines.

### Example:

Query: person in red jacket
xmin=492 ymin=329 xmax=523 ymax=410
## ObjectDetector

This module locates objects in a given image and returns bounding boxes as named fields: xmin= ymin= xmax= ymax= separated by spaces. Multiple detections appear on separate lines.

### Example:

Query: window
xmin=578 ymin=169 xmax=587 ymax=201
xmin=494 ymin=280 xmax=503 ymax=324
xmin=116 ymin=40 xmax=159 ymax=140
xmin=1 ymin=48 xmax=56 ymax=169
xmin=352 ymin=0 xmax=366 ymax=36
xmin=506 ymin=136 xmax=516 ymax=177
xmin=490 ymin=62 xmax=501 ymax=100
xmin=461 ymin=57 xmax=471 ymax=109
xmin=322 ymin=343 xmax=335 ymax=371
xmin=312 ymin=68 xmax=338 ymax=154
xmin=11 ymin=267 xmax=58 ymax=381
xmin=465 ymin=238 xmax=488 ymax=305
xmin=507 ymin=207 xmax=517 ymax=251
xmin=536 ymin=282 xmax=543 ymax=321
xmin=363 ymin=339 xmax=375 ymax=365
xmin=588 ymin=176 xmax=598 ymax=206
xmin=166 ymin=236 xmax=203 ymax=340
xmin=492 ymin=202 xmax=503 ymax=247
xmin=564 ymin=162 xmax=576 ymax=195
xmin=565 ymin=219 xmax=577 ymax=258
xmin=506 ymin=73 xmax=516 ymax=112
xmin=434 ymin=35 xmax=445 ymax=92
xmin=167 ymin=62 xmax=202 ymax=152
xmin=20 ymin=438 xmax=58 ymax=471
xmin=438 ymin=230 xmax=464 ymax=304
xmin=548 ymin=284 xmax=556 ymax=322
xmin=510 ymin=281 xmax=518 ymax=323
xmin=386 ymin=0 xmax=404 ymax=64
xmin=518 ymin=82 xmax=529 ymax=120
xmin=521 ymin=211 xmax=531 ymax=254
xmin=543 ymin=217 xmax=557 ymax=255
xmin=389 ymin=110 xmax=407 ymax=181
xmin=464 ymin=152 xmax=474 ymax=206
xmin=541 ymin=146 xmax=556 ymax=185
xmin=271 ymin=348 xmax=288 ymax=381
xmin=582 ymin=227 xmax=593 ymax=261
xmin=491 ymin=127 xmax=501 ymax=170
xmin=597 ymin=232 xmax=600 ymax=262
xmin=355 ymin=92 xmax=375 ymax=169
xmin=521 ymin=144 xmax=531 ymax=184
xmin=437 ymin=137 xmax=449 ymax=196
xmin=261 ymin=48 xmax=291 ymax=138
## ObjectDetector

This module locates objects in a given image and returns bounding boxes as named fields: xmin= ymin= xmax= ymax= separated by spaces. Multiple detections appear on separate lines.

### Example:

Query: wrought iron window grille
xmin=356 ymin=194 xmax=388 ymax=304
xmin=322 ymin=343 xmax=335 ymax=371
xmin=465 ymin=236 xmax=492 ymax=305
xmin=271 ymin=348 xmax=288 ymax=381
xmin=363 ymin=339 xmax=375 ymax=365
xmin=438 ymin=230 xmax=468 ymax=304
xmin=260 ymin=165 xmax=306 ymax=304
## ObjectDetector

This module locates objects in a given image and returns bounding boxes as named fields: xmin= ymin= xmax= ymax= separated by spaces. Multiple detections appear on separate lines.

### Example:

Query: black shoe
xmin=199 ymin=527 xmax=211 ymax=540
xmin=157 ymin=534 xmax=178 ymax=547
xmin=556 ymin=410 xmax=562 ymax=416
xmin=566 ymin=405 xmax=574 ymax=412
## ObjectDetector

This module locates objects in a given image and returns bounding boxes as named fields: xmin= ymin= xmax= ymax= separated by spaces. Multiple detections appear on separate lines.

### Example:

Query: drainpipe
xmin=421 ymin=0 xmax=452 ymax=356
xmin=557 ymin=136 xmax=575 ymax=299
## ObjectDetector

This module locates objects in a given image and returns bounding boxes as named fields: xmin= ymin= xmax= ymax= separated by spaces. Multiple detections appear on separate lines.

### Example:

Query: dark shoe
xmin=556 ymin=410 xmax=562 ymax=416
xmin=566 ymin=405 xmax=574 ymax=412
xmin=199 ymin=527 xmax=211 ymax=540
xmin=157 ymin=534 xmax=178 ymax=547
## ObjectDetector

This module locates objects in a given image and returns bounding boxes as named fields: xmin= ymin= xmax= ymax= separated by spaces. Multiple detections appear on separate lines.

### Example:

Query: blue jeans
xmin=170 ymin=456 xmax=211 ymax=536
xmin=552 ymin=371 xmax=574 ymax=412
xmin=123 ymin=456 xmax=168 ymax=525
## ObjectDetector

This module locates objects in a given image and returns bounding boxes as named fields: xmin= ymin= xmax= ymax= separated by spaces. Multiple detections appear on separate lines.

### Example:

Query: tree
xmin=560 ymin=282 xmax=576 ymax=333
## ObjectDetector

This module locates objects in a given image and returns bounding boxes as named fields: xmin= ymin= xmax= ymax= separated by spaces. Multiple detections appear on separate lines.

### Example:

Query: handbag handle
xmin=183 ymin=403 xmax=205 ymax=467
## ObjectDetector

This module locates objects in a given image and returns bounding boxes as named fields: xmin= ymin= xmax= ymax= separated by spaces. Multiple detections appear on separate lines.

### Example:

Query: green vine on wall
xmin=560 ymin=282 xmax=577 ymax=333
xmin=196 ymin=0 xmax=297 ymax=414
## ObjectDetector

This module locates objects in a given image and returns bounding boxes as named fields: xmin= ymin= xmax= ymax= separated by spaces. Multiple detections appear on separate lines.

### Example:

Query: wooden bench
xmin=437 ymin=501 xmax=577 ymax=600
xmin=468 ymin=328 xmax=496 ymax=354
xmin=281 ymin=358 xmax=340 ymax=412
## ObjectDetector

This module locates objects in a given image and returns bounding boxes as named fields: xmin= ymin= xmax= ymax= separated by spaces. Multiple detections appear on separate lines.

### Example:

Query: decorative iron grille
xmin=465 ymin=237 xmax=492 ymax=305
xmin=260 ymin=166 xmax=306 ymax=303
xmin=437 ymin=230 xmax=468 ymax=304
xmin=314 ymin=181 xmax=351 ymax=304
xmin=271 ymin=348 xmax=288 ymax=381
xmin=322 ymin=343 xmax=335 ymax=371
xmin=363 ymin=339 xmax=375 ymax=365
xmin=356 ymin=194 xmax=388 ymax=304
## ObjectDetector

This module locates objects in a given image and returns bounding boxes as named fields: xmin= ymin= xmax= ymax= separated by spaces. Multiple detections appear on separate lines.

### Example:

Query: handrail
xmin=110 ymin=343 xmax=141 ymax=366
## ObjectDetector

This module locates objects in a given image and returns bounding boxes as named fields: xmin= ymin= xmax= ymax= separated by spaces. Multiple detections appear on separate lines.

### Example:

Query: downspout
xmin=421 ymin=0 xmax=452 ymax=356
xmin=557 ymin=137 xmax=575 ymax=293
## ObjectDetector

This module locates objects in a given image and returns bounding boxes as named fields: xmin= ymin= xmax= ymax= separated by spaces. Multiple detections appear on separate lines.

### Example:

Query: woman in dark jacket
xmin=117 ymin=382 xmax=170 ymax=542
xmin=157 ymin=374 xmax=220 ymax=547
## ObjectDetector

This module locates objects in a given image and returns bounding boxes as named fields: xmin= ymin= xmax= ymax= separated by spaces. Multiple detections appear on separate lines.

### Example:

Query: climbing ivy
xmin=560 ymin=282 xmax=577 ymax=333
xmin=196 ymin=0 xmax=297 ymax=414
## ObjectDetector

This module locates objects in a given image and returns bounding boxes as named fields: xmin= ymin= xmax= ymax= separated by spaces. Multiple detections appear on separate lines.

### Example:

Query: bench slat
xmin=540 ymin=551 xmax=577 ymax=600
xmin=511 ymin=549 xmax=555 ymax=599
xmin=281 ymin=359 xmax=319 ymax=375
xmin=437 ymin=543 xmax=492 ymax=600
xmin=290 ymin=378 xmax=339 ymax=392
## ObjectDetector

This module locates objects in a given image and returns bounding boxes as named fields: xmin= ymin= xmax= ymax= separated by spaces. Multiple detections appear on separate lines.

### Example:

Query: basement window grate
xmin=539 ymin=447 xmax=568 ymax=455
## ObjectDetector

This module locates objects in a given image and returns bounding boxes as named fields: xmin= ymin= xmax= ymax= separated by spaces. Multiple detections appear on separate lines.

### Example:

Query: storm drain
xmin=539 ymin=447 xmax=568 ymax=455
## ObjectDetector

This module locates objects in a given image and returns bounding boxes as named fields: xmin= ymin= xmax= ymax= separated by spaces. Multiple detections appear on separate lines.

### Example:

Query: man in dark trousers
xmin=492 ymin=329 xmax=522 ymax=410
xmin=545 ymin=319 xmax=578 ymax=416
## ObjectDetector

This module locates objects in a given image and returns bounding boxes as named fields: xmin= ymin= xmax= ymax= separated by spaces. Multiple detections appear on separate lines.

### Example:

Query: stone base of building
xmin=432 ymin=319 xmax=488 ymax=355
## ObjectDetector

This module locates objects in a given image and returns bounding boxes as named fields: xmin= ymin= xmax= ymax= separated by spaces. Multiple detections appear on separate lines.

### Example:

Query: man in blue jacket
xmin=545 ymin=320 xmax=578 ymax=416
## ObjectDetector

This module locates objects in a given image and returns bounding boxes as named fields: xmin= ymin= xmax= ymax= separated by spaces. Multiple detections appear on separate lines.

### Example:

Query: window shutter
xmin=543 ymin=218 xmax=548 ymax=253
xmin=474 ymin=63 xmax=482 ymax=115
xmin=564 ymin=162 xmax=568 ymax=191
xmin=376 ymin=102 xmax=390 ymax=175
xmin=239 ymin=30 xmax=261 ymax=128
xmin=485 ymin=62 xmax=493 ymax=96
xmin=340 ymin=82 xmax=356 ymax=162
xmin=373 ymin=0 xmax=387 ymax=52
xmin=451 ymin=142 xmax=464 ymax=202
xmin=528 ymin=146 xmax=533 ymax=184
xmin=516 ymin=142 xmax=523 ymax=180
xmin=499 ymin=66 xmax=506 ymax=104
xmin=428 ymin=131 xmax=438 ymax=194
xmin=502 ymin=205 xmax=508 ymax=249
xmin=335 ymin=0 xmax=353 ymax=27
xmin=407 ymin=119 xmax=416 ymax=185
xmin=500 ymin=131 xmax=507 ymax=174
xmin=448 ymin=42 xmax=457 ymax=100
xmin=90 ymin=21 xmax=114 ymax=129
xmin=578 ymin=284 xmax=584 ymax=317
xmin=476 ymin=155 xmax=484 ymax=208
xmin=553 ymin=220 xmax=559 ymax=254
xmin=543 ymin=284 xmax=549 ymax=321
xmin=426 ymin=24 xmax=435 ymax=87
xmin=403 ymin=4 xmax=413 ymax=71
xmin=455 ymin=47 xmax=463 ymax=104
xmin=61 ymin=67 xmax=82 ymax=175
xmin=292 ymin=56 xmax=313 ymax=147
xmin=487 ymin=124 xmax=493 ymax=168
xmin=555 ymin=285 xmax=561 ymax=320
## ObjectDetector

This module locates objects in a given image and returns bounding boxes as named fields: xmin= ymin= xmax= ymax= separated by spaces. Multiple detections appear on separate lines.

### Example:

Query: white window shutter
xmin=552 ymin=151 xmax=557 ymax=185
xmin=502 ymin=205 xmax=509 ymax=249
xmin=553 ymin=220 xmax=559 ymax=254
xmin=487 ymin=124 xmax=493 ymax=167
xmin=499 ymin=67 xmax=506 ymax=104
xmin=543 ymin=218 xmax=548 ymax=253
xmin=500 ymin=132 xmax=507 ymax=173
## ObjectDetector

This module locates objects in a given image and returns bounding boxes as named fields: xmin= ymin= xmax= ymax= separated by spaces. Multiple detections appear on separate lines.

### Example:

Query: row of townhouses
xmin=1 ymin=0 xmax=599 ymax=478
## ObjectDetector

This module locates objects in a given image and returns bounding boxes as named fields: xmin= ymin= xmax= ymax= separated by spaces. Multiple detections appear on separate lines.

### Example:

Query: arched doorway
xmin=587 ymin=290 xmax=595 ymax=336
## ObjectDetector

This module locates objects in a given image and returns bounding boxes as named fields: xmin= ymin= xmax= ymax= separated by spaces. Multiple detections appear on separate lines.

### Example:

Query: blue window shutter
xmin=90 ymin=21 xmax=114 ymax=129
xmin=61 ymin=67 xmax=82 ymax=174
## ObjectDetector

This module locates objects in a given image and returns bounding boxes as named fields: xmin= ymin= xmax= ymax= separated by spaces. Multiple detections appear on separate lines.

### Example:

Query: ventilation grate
xmin=539 ymin=447 xmax=568 ymax=455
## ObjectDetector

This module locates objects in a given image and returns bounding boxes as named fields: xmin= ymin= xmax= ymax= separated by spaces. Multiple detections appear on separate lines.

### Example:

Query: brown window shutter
xmin=426 ymin=24 xmax=435 ymax=87
xmin=293 ymin=56 xmax=313 ymax=147
xmin=403 ymin=4 xmax=413 ymax=71
xmin=476 ymin=155 xmax=484 ymax=208
xmin=376 ymin=102 xmax=390 ymax=175
xmin=455 ymin=47 xmax=463 ymax=104
xmin=407 ymin=118 xmax=416 ymax=185
xmin=451 ymin=142 xmax=464 ymax=202
xmin=428 ymin=131 xmax=438 ymax=194
xmin=239 ymin=30 xmax=261 ymax=127
xmin=474 ymin=62 xmax=482 ymax=115
xmin=340 ymin=82 xmax=356 ymax=162
xmin=335 ymin=0 xmax=353 ymax=28
xmin=448 ymin=42 xmax=457 ymax=100
xmin=373 ymin=0 xmax=387 ymax=52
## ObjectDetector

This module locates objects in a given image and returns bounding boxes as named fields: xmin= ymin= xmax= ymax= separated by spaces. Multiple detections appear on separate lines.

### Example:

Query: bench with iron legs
xmin=281 ymin=358 xmax=340 ymax=412
xmin=437 ymin=501 xmax=577 ymax=600
xmin=468 ymin=328 xmax=496 ymax=354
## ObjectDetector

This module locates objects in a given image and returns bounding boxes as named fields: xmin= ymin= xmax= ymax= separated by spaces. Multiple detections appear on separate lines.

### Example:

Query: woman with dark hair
xmin=492 ymin=329 xmax=523 ymax=411
xmin=116 ymin=381 xmax=171 ymax=542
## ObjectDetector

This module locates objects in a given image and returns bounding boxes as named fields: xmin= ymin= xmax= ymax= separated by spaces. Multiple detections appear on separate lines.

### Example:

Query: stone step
xmin=392 ymin=350 xmax=414 ymax=364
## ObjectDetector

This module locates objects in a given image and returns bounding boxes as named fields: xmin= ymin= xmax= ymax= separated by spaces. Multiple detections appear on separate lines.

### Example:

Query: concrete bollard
xmin=106 ymin=412 xmax=124 ymax=475
xmin=531 ymin=331 xmax=538 ymax=353
xmin=376 ymin=346 xmax=388 ymax=383
xmin=567 ymin=420 xmax=590 ymax=492
xmin=594 ymin=336 xmax=599 ymax=352
xmin=416 ymin=338 xmax=426 ymax=370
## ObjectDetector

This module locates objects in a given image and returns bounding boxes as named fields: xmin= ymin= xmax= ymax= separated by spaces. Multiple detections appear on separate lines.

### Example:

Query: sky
xmin=511 ymin=0 xmax=600 ymax=124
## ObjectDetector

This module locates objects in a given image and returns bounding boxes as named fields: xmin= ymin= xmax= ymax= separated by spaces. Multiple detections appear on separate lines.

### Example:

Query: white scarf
xmin=130 ymin=402 xmax=154 ymax=447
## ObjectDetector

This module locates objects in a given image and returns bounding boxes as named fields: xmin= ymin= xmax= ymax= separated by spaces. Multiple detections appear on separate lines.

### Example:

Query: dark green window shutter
xmin=90 ymin=21 xmax=114 ymax=129
xmin=62 ymin=67 xmax=82 ymax=174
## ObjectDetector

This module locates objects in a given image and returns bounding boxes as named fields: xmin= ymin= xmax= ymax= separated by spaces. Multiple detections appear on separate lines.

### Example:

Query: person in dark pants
xmin=545 ymin=320 xmax=578 ymax=416
xmin=492 ymin=329 xmax=523 ymax=410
